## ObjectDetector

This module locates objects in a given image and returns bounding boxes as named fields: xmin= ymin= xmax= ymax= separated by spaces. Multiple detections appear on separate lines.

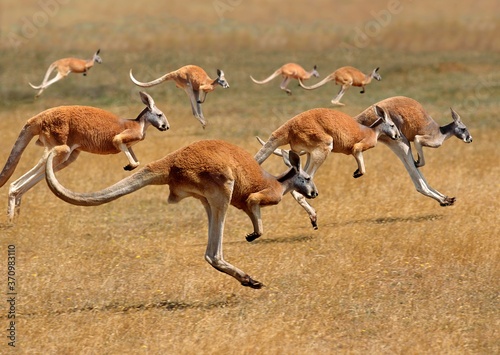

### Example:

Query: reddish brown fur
xmin=355 ymin=96 xmax=439 ymax=140
xmin=52 ymin=57 xmax=96 ymax=75
xmin=162 ymin=65 xmax=219 ymax=92
xmin=149 ymin=140 xmax=285 ymax=212
xmin=332 ymin=66 xmax=371 ymax=87
xmin=277 ymin=63 xmax=316 ymax=80
xmin=29 ymin=106 xmax=145 ymax=154
xmin=271 ymin=108 xmax=377 ymax=155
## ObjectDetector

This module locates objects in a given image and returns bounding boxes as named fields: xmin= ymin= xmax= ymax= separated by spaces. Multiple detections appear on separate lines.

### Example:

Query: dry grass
xmin=0 ymin=1 xmax=499 ymax=354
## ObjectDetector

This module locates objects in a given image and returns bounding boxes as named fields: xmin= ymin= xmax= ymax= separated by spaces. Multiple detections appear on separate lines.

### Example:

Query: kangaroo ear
xmin=370 ymin=105 xmax=386 ymax=127
xmin=450 ymin=107 xmax=461 ymax=122
xmin=280 ymin=149 xmax=291 ymax=167
xmin=287 ymin=150 xmax=301 ymax=171
xmin=139 ymin=91 xmax=154 ymax=108
xmin=373 ymin=105 xmax=387 ymax=120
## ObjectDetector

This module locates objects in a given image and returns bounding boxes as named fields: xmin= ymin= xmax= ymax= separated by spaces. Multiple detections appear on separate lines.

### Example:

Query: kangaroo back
xmin=355 ymin=96 xmax=435 ymax=140
xmin=0 ymin=124 xmax=37 ymax=187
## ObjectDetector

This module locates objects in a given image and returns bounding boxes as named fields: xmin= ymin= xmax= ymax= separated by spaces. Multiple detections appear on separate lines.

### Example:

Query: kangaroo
xmin=129 ymin=65 xmax=229 ymax=128
xmin=250 ymin=63 xmax=319 ymax=95
xmin=45 ymin=139 xmax=318 ymax=288
xmin=0 ymin=92 xmax=168 ymax=222
xmin=29 ymin=49 xmax=102 ymax=98
xmin=299 ymin=66 xmax=381 ymax=105
xmin=255 ymin=105 xmax=401 ymax=228
xmin=355 ymin=96 xmax=472 ymax=206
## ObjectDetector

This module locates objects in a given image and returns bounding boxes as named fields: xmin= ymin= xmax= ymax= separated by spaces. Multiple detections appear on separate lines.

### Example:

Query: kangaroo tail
xmin=129 ymin=69 xmax=174 ymax=87
xmin=254 ymin=127 xmax=291 ymax=164
xmin=0 ymin=125 xmax=36 ymax=187
xmin=250 ymin=69 xmax=282 ymax=85
xmin=45 ymin=148 xmax=161 ymax=206
xmin=298 ymin=76 xmax=333 ymax=90
xmin=29 ymin=62 xmax=57 ymax=89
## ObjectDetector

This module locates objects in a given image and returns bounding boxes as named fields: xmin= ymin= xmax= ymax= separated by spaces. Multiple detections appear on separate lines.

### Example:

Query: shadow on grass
xmin=249 ymin=235 xmax=314 ymax=244
xmin=18 ymin=294 xmax=240 ymax=318
xmin=322 ymin=213 xmax=444 ymax=228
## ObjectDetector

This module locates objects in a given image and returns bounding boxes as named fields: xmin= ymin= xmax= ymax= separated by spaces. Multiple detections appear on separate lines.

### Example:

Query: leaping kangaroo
xmin=250 ymin=63 xmax=319 ymax=95
xmin=255 ymin=105 xmax=400 ymax=228
xmin=129 ymin=65 xmax=229 ymax=128
xmin=355 ymin=96 xmax=472 ymax=206
xmin=45 ymin=139 xmax=318 ymax=288
xmin=299 ymin=66 xmax=381 ymax=106
xmin=0 ymin=92 xmax=168 ymax=222
xmin=29 ymin=49 xmax=102 ymax=98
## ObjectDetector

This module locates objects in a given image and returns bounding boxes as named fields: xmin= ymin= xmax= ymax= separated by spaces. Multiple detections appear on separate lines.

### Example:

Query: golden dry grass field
xmin=0 ymin=0 xmax=499 ymax=353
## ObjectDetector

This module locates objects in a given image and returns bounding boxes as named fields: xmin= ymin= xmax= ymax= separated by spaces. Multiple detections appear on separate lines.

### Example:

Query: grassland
xmin=0 ymin=0 xmax=499 ymax=354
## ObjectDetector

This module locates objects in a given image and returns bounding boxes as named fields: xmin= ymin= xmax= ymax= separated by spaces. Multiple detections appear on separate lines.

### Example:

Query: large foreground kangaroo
xmin=45 ymin=140 xmax=318 ymax=288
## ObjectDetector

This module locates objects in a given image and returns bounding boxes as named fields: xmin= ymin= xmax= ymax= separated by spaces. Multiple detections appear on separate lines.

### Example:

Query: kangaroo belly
xmin=79 ymin=140 xmax=121 ymax=155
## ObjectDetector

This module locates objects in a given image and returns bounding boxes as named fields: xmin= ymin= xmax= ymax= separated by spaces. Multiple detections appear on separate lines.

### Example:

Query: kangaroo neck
xmin=439 ymin=121 xmax=456 ymax=142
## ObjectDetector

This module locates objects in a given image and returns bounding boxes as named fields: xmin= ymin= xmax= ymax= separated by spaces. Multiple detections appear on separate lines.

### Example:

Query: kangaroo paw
xmin=241 ymin=275 xmax=264 ymax=289
xmin=353 ymin=169 xmax=363 ymax=178
xmin=123 ymin=164 xmax=138 ymax=171
xmin=440 ymin=196 xmax=456 ymax=207
xmin=246 ymin=232 xmax=261 ymax=242
xmin=310 ymin=215 xmax=318 ymax=230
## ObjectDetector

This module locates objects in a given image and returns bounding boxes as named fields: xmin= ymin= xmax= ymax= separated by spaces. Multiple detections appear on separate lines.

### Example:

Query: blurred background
xmin=0 ymin=1 xmax=498 ymax=353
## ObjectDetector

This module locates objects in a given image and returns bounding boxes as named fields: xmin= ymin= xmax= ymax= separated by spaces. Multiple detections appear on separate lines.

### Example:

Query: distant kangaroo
xmin=299 ymin=66 xmax=381 ymax=105
xmin=45 ymin=140 xmax=318 ymax=288
xmin=0 ymin=92 xmax=168 ymax=222
xmin=130 ymin=65 xmax=229 ymax=128
xmin=250 ymin=63 xmax=319 ymax=95
xmin=29 ymin=49 xmax=102 ymax=98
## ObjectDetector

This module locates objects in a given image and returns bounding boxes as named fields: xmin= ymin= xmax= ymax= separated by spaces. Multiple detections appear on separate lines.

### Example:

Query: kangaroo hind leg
xmin=7 ymin=146 xmax=77 ymax=222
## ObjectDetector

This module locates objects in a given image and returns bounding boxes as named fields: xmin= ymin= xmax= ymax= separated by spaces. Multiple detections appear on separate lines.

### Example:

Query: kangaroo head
xmin=279 ymin=150 xmax=318 ymax=199
xmin=93 ymin=49 xmax=102 ymax=64
xmin=311 ymin=65 xmax=320 ymax=78
xmin=139 ymin=91 xmax=169 ymax=131
xmin=371 ymin=67 xmax=381 ymax=81
xmin=450 ymin=108 xmax=472 ymax=143
xmin=216 ymin=69 xmax=230 ymax=88
xmin=372 ymin=105 xmax=401 ymax=141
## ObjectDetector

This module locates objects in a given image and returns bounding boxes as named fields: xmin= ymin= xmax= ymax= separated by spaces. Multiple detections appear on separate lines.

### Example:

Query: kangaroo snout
xmin=306 ymin=188 xmax=318 ymax=199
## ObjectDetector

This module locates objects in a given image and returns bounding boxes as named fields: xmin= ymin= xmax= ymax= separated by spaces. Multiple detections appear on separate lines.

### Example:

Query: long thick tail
xmin=298 ymin=76 xmax=333 ymax=90
xmin=255 ymin=136 xmax=307 ymax=159
xmin=29 ymin=62 xmax=57 ymax=89
xmin=0 ymin=125 xmax=36 ymax=187
xmin=45 ymin=148 xmax=161 ymax=206
xmin=250 ymin=69 xmax=282 ymax=85
xmin=254 ymin=132 xmax=291 ymax=164
xmin=129 ymin=69 xmax=174 ymax=87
